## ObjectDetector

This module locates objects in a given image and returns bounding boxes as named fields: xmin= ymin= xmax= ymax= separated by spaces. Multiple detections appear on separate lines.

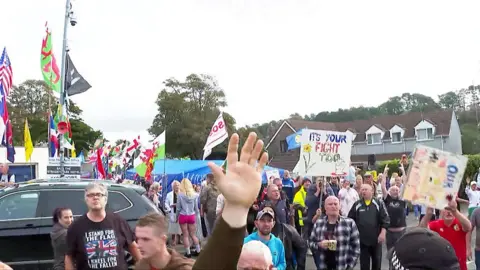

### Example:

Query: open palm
xmin=208 ymin=132 xmax=268 ymax=208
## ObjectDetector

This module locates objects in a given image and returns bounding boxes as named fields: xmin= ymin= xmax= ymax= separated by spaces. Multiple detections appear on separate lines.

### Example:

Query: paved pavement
xmin=180 ymin=209 xmax=477 ymax=270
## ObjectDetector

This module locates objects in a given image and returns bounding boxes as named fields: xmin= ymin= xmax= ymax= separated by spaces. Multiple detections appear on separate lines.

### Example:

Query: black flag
xmin=65 ymin=53 xmax=91 ymax=96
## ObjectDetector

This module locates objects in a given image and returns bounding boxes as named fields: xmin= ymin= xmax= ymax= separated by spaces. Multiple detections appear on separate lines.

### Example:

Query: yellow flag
xmin=24 ymin=118 xmax=34 ymax=162
xmin=71 ymin=142 xmax=76 ymax=158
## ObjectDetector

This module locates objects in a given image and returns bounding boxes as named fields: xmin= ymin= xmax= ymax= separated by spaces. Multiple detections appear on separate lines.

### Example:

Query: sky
xmin=4 ymin=0 xmax=480 ymax=142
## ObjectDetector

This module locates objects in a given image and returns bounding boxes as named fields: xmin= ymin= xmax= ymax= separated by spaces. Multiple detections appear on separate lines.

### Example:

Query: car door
xmin=0 ymin=190 xmax=42 ymax=269
xmin=36 ymin=189 xmax=87 ymax=267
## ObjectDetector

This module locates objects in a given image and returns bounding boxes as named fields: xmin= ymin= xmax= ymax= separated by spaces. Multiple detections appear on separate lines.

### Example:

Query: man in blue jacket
xmin=244 ymin=208 xmax=286 ymax=270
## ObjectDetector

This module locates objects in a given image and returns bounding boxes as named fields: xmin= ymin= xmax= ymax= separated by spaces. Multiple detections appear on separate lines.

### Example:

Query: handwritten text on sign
xmin=295 ymin=130 xmax=352 ymax=176
xmin=402 ymin=145 xmax=467 ymax=210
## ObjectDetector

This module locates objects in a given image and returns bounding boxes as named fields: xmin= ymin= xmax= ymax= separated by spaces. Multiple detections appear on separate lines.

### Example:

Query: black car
xmin=0 ymin=179 xmax=159 ymax=270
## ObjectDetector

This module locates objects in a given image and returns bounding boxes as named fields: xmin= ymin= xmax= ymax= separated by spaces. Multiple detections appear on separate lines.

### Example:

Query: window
xmin=280 ymin=140 xmax=288 ymax=152
xmin=367 ymin=133 xmax=382 ymax=145
xmin=106 ymin=192 xmax=132 ymax=212
xmin=0 ymin=192 xmax=39 ymax=220
xmin=391 ymin=132 xmax=402 ymax=143
xmin=41 ymin=190 xmax=87 ymax=217
xmin=416 ymin=128 xmax=434 ymax=141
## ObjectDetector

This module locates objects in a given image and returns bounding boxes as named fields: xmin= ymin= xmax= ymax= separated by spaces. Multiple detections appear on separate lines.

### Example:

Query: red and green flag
xmin=40 ymin=22 xmax=61 ymax=97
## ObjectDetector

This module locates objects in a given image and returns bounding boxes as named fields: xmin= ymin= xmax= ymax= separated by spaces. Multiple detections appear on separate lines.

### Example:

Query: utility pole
xmin=59 ymin=0 xmax=74 ymax=177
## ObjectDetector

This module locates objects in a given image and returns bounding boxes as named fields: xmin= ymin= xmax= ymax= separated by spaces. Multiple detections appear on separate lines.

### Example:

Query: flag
xmin=286 ymin=129 xmax=304 ymax=150
xmin=71 ymin=142 xmax=76 ymax=158
xmin=0 ymin=47 xmax=13 ymax=97
xmin=96 ymin=148 xmax=106 ymax=179
xmin=152 ymin=131 xmax=166 ymax=161
xmin=2 ymin=120 xmax=15 ymax=163
xmin=48 ymin=111 xmax=58 ymax=157
xmin=0 ymin=49 xmax=14 ymax=163
xmin=203 ymin=112 xmax=228 ymax=160
xmin=65 ymin=53 xmax=91 ymax=96
xmin=54 ymin=103 xmax=73 ymax=149
xmin=40 ymin=22 xmax=61 ymax=96
xmin=24 ymin=118 xmax=34 ymax=162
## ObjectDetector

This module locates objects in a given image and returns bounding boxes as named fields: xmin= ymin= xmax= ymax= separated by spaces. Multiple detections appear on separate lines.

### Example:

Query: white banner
xmin=203 ymin=112 xmax=228 ymax=160
xmin=294 ymin=129 xmax=352 ymax=176
xmin=402 ymin=145 xmax=467 ymax=210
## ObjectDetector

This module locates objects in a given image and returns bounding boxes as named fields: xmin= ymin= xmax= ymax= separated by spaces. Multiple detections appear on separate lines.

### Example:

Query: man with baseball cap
xmin=244 ymin=207 xmax=286 ymax=270
xmin=388 ymin=227 xmax=460 ymax=270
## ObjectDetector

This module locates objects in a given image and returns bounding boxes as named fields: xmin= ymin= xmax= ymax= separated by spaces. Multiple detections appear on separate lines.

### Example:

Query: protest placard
xmin=294 ymin=129 xmax=352 ymax=176
xmin=402 ymin=145 xmax=467 ymax=209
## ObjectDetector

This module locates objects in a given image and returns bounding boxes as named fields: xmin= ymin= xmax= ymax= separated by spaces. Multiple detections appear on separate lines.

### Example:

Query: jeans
xmin=476 ymin=250 xmax=480 ymax=270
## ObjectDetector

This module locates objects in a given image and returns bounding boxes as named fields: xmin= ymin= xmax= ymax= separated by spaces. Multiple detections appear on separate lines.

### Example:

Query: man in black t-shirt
xmin=379 ymin=174 xmax=407 ymax=253
xmin=65 ymin=182 xmax=141 ymax=270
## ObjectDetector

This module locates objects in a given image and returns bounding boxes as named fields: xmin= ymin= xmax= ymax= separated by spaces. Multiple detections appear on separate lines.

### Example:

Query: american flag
xmin=0 ymin=47 xmax=13 ymax=97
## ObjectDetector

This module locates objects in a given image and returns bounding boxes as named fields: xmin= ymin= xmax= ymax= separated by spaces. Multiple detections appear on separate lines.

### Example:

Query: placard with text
xmin=294 ymin=129 xmax=352 ymax=176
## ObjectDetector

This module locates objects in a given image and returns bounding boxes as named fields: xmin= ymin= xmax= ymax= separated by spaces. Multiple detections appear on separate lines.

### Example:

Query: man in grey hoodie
xmin=50 ymin=207 xmax=73 ymax=270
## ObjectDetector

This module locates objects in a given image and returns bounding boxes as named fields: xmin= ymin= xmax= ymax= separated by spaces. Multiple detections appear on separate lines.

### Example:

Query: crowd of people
xmin=0 ymin=132 xmax=475 ymax=270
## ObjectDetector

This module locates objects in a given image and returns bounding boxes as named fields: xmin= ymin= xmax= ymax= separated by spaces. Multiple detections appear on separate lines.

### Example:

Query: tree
xmin=148 ymin=74 xmax=236 ymax=159
xmin=7 ymin=79 xmax=102 ymax=153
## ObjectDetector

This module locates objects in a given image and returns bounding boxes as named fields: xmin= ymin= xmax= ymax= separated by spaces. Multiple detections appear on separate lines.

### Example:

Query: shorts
xmin=178 ymin=214 xmax=196 ymax=225
xmin=468 ymin=207 xmax=478 ymax=218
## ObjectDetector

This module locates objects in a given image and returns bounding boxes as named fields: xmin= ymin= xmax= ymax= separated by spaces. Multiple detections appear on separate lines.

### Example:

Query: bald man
xmin=237 ymin=240 xmax=273 ymax=270
xmin=309 ymin=196 xmax=360 ymax=270
xmin=348 ymin=184 xmax=390 ymax=270
xmin=0 ymin=163 xmax=14 ymax=187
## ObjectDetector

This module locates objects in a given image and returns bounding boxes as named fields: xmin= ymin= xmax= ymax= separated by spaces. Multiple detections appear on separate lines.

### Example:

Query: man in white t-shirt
xmin=338 ymin=178 xmax=359 ymax=216
xmin=0 ymin=163 xmax=14 ymax=186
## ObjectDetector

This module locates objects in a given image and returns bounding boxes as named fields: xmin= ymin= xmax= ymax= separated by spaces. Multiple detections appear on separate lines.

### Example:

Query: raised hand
xmin=208 ymin=132 xmax=268 ymax=209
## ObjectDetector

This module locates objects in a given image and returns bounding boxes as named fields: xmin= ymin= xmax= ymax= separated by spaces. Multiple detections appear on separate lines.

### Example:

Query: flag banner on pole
xmin=40 ymin=23 xmax=61 ymax=97
xmin=65 ymin=53 xmax=91 ymax=96
xmin=24 ymin=118 xmax=34 ymax=162
xmin=203 ymin=112 xmax=228 ymax=160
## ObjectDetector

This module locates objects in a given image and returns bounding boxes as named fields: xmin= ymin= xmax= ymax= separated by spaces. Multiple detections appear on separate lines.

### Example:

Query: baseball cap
xmin=389 ymin=227 xmax=460 ymax=270
xmin=256 ymin=208 xmax=275 ymax=220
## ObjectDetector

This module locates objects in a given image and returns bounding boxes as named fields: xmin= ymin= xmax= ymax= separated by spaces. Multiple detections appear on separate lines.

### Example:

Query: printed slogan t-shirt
xmin=66 ymin=212 xmax=134 ymax=270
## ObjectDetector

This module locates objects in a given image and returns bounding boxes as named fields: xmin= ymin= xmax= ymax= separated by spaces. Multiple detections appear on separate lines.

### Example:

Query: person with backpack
xmin=348 ymin=184 xmax=390 ymax=270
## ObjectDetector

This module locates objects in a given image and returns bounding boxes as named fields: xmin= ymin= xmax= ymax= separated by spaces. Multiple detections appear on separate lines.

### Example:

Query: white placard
xmin=265 ymin=170 xmax=281 ymax=182
xmin=294 ymin=129 xmax=352 ymax=176
xmin=47 ymin=157 xmax=82 ymax=179
xmin=402 ymin=145 xmax=467 ymax=210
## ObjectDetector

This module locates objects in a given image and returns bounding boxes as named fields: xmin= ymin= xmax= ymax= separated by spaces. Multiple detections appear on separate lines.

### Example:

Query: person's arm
xmin=347 ymin=202 xmax=357 ymax=221
xmin=276 ymin=241 xmax=287 ymax=270
xmin=194 ymin=196 xmax=200 ymax=214
xmin=454 ymin=208 xmax=472 ymax=232
xmin=309 ymin=221 xmax=321 ymax=250
xmin=289 ymin=226 xmax=306 ymax=270
xmin=216 ymin=195 xmax=224 ymax=216
xmin=379 ymin=174 xmax=388 ymax=199
xmin=120 ymin=218 xmax=141 ymax=262
xmin=0 ymin=262 xmax=12 ymax=270
xmin=347 ymin=220 xmax=361 ymax=269
xmin=193 ymin=203 xmax=248 ymax=270
xmin=65 ymin=225 xmax=77 ymax=270
xmin=199 ymin=187 xmax=208 ymax=212
xmin=378 ymin=199 xmax=389 ymax=241
xmin=420 ymin=207 xmax=434 ymax=228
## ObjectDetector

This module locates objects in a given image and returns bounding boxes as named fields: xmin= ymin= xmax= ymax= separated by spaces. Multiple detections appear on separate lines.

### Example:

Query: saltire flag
xmin=0 ymin=48 xmax=14 ymax=163
xmin=40 ymin=22 xmax=61 ymax=96
xmin=49 ymin=111 xmax=58 ymax=157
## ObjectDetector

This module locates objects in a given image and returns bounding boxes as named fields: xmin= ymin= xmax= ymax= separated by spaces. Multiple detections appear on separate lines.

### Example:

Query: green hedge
xmin=376 ymin=154 xmax=480 ymax=198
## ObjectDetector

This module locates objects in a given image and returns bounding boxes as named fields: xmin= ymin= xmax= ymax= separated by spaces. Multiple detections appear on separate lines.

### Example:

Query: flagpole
xmin=59 ymin=0 xmax=72 ymax=177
